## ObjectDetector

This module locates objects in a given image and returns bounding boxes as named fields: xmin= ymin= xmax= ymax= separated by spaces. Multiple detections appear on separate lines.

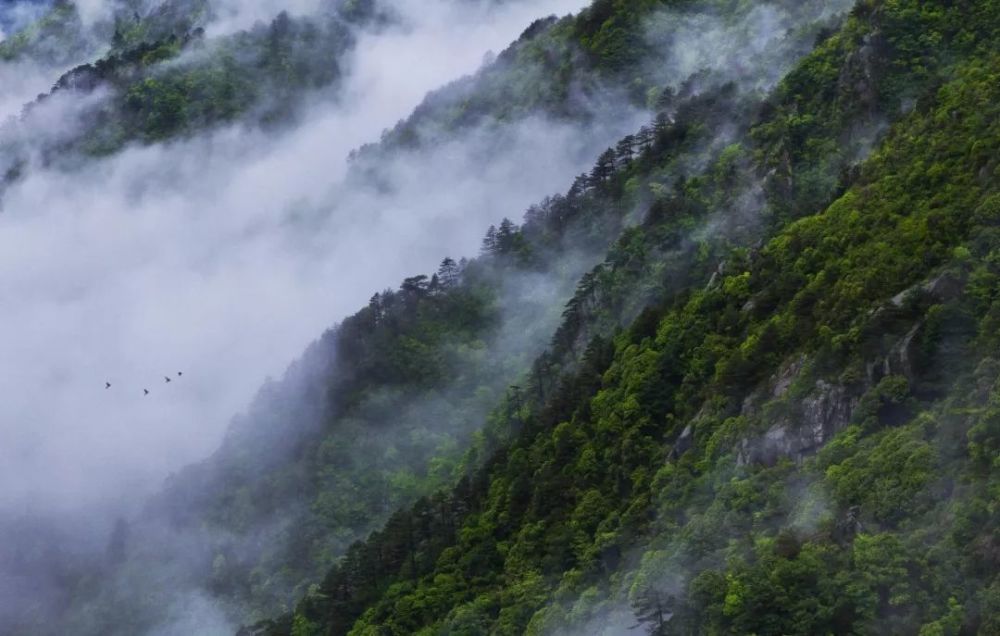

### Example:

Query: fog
xmin=0 ymin=0 xmax=595 ymax=517
xmin=0 ymin=0 xmax=868 ymax=633
xmin=0 ymin=57 xmax=65 ymax=120
xmin=1 ymin=1 xmax=640 ymax=632
xmin=523 ymin=2 xmax=865 ymax=634
xmin=0 ymin=1 xmax=94 ymax=122
xmin=0 ymin=0 xmax=49 ymax=38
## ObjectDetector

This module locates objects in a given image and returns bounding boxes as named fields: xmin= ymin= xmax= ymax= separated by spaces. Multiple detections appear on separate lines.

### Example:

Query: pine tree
xmin=590 ymin=148 xmax=617 ymax=186
xmin=481 ymin=225 xmax=498 ymax=254
xmin=653 ymin=111 xmax=672 ymax=136
xmin=400 ymin=275 xmax=429 ymax=294
xmin=615 ymin=134 xmax=637 ymax=167
xmin=496 ymin=218 xmax=518 ymax=253
xmin=569 ymin=173 xmax=590 ymax=199
xmin=636 ymin=125 xmax=654 ymax=151
xmin=437 ymin=257 xmax=460 ymax=287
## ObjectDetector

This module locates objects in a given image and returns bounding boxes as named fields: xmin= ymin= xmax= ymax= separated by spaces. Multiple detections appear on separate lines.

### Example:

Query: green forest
xmin=3 ymin=0 xmax=1000 ymax=634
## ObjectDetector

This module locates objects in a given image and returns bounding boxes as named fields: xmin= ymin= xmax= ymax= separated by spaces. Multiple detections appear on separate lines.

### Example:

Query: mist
xmin=510 ymin=2 xmax=868 ymax=634
xmin=0 ymin=0 xmax=49 ymax=37
xmin=0 ymin=0 xmax=602 ymax=520
xmin=1 ymin=0 xmax=636 ymax=632
xmin=0 ymin=0 xmax=867 ymax=633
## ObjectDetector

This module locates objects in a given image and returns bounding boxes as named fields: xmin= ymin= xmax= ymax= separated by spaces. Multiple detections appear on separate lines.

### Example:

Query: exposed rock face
xmin=771 ymin=355 xmax=806 ymax=400
xmin=740 ymin=354 xmax=806 ymax=419
xmin=838 ymin=31 xmax=884 ymax=112
xmin=705 ymin=261 xmax=726 ymax=290
xmin=889 ymin=272 xmax=964 ymax=307
xmin=735 ymin=271 xmax=969 ymax=466
xmin=865 ymin=319 xmax=924 ymax=386
xmin=876 ymin=272 xmax=966 ymax=386
xmin=798 ymin=380 xmax=856 ymax=446
xmin=737 ymin=379 xmax=858 ymax=466
xmin=833 ymin=505 xmax=864 ymax=543
xmin=669 ymin=424 xmax=693 ymax=460
xmin=700 ymin=272 xmax=967 ymax=468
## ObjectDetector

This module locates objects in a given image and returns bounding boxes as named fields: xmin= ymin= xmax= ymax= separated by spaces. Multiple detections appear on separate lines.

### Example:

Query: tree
xmin=482 ymin=225 xmax=498 ymax=254
xmin=496 ymin=218 xmax=518 ymax=253
xmin=368 ymin=293 xmax=384 ymax=327
xmin=655 ymin=86 xmax=676 ymax=112
xmin=590 ymin=148 xmax=617 ymax=186
xmin=652 ymin=111 xmax=671 ymax=137
xmin=636 ymin=125 xmax=654 ymax=151
xmin=437 ymin=257 xmax=460 ymax=287
xmin=569 ymin=173 xmax=590 ymax=199
xmin=400 ymin=275 xmax=429 ymax=295
xmin=615 ymin=134 xmax=637 ymax=167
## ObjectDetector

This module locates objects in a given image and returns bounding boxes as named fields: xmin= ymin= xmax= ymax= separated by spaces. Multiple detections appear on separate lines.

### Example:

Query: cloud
xmin=1 ymin=2 xmax=638 ymax=632
xmin=643 ymin=0 xmax=853 ymax=94
xmin=0 ymin=0 xmax=50 ymax=39
xmin=0 ymin=0 xmax=861 ymax=631
xmin=0 ymin=0 xmax=601 ymax=517
xmin=0 ymin=57 xmax=64 ymax=121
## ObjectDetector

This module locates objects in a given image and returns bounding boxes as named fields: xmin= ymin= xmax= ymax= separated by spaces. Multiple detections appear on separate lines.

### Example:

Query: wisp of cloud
xmin=0 ymin=0 xmax=597 ymax=519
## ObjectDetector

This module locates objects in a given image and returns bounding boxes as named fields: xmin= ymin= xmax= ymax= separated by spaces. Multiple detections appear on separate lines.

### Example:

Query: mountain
xmin=0 ymin=0 xmax=378 ymax=186
xmin=4 ymin=0 xmax=1000 ymax=634
xmin=250 ymin=0 xmax=1000 ymax=634
xmin=42 ymin=0 xmax=846 ymax=630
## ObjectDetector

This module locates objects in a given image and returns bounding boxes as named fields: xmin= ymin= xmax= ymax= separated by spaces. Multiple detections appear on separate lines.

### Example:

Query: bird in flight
xmin=164 ymin=376 xmax=172 ymax=383
xmin=105 ymin=382 xmax=111 ymax=389
xmin=143 ymin=389 xmax=150 ymax=396
xmin=177 ymin=371 xmax=183 ymax=377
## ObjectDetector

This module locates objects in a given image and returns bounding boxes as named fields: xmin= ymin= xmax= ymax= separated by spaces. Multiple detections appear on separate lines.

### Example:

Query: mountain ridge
xmin=4 ymin=0 xmax=999 ymax=634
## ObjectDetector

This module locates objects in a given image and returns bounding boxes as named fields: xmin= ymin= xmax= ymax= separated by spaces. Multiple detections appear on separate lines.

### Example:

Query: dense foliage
xmin=24 ymin=1 xmax=849 ymax=632
xmin=10 ymin=0 xmax=1000 ymax=634
xmin=351 ymin=0 xmax=842 ymax=165
xmin=0 ymin=0 xmax=378 ymax=187
xmin=242 ymin=0 xmax=1000 ymax=634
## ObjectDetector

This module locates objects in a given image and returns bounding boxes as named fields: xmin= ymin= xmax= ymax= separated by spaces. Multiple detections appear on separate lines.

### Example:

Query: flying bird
xmin=177 ymin=371 xmax=183 ymax=377
xmin=164 ymin=376 xmax=172 ymax=383
xmin=143 ymin=389 xmax=149 ymax=396
xmin=105 ymin=382 xmax=111 ymax=389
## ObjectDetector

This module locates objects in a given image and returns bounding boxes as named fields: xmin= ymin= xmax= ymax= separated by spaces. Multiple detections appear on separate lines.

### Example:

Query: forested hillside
xmin=246 ymin=0 xmax=1000 ymax=633
xmin=0 ymin=0 xmax=91 ymax=65
xmin=5 ymin=0 xmax=1000 ymax=634
xmin=0 ymin=0 xmax=377 ymax=186
xmin=28 ymin=2 xmax=848 ymax=633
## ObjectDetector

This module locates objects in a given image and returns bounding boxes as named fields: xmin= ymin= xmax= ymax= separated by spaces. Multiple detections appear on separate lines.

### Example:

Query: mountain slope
xmin=0 ymin=0 xmax=368 ymax=186
xmin=250 ymin=1 xmax=1000 ymax=634
xmin=0 ymin=0 xmax=90 ymax=65
xmin=11 ymin=0 xmax=997 ymax=634
xmin=7 ymin=0 xmax=828 ymax=634
xmin=41 ymin=0 xmax=852 ymax=633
